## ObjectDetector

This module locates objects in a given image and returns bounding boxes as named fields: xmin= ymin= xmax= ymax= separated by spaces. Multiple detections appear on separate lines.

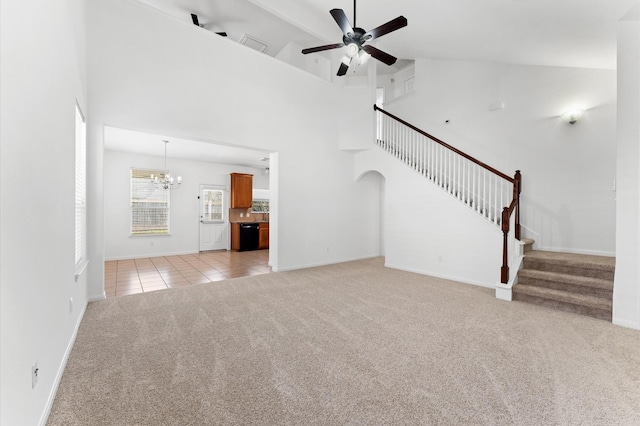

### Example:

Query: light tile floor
xmin=105 ymin=250 xmax=270 ymax=298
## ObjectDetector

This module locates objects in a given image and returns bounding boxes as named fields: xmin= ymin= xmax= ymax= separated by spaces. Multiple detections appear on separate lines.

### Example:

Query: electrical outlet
xmin=32 ymin=362 xmax=39 ymax=389
xmin=240 ymin=213 xmax=244 ymax=218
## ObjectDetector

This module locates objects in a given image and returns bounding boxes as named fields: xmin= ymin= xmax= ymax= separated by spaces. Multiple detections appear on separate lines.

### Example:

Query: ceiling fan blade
xmin=337 ymin=61 xmax=350 ymax=76
xmin=361 ymin=16 xmax=407 ymax=42
xmin=362 ymin=45 xmax=397 ymax=66
xmin=330 ymin=9 xmax=355 ymax=37
xmin=191 ymin=13 xmax=200 ymax=26
xmin=302 ymin=43 xmax=345 ymax=55
xmin=216 ymin=32 xmax=228 ymax=37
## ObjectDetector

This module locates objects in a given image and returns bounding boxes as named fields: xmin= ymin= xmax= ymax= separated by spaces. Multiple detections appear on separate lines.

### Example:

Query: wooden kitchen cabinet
xmin=259 ymin=222 xmax=269 ymax=249
xmin=230 ymin=173 xmax=253 ymax=208
xmin=230 ymin=223 xmax=240 ymax=251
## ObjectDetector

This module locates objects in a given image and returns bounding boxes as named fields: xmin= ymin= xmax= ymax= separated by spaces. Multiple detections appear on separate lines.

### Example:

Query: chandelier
xmin=151 ymin=140 xmax=182 ymax=190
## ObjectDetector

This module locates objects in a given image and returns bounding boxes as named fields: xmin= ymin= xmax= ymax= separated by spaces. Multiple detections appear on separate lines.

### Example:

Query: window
xmin=75 ymin=104 xmax=87 ymax=267
xmin=131 ymin=169 xmax=170 ymax=235
xmin=252 ymin=199 xmax=269 ymax=213
xmin=202 ymin=189 xmax=224 ymax=221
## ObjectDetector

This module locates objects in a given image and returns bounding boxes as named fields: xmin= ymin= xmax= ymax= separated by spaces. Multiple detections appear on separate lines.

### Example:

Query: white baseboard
xmin=495 ymin=286 xmax=513 ymax=301
xmin=384 ymin=262 xmax=495 ymax=289
xmin=612 ymin=316 xmax=640 ymax=330
xmin=533 ymin=245 xmax=615 ymax=258
xmin=88 ymin=290 xmax=106 ymax=302
xmin=105 ymin=250 xmax=201 ymax=261
xmin=39 ymin=302 xmax=87 ymax=426
xmin=272 ymin=254 xmax=382 ymax=273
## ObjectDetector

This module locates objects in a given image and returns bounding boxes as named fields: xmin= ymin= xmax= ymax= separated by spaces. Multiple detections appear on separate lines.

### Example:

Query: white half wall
xmin=385 ymin=58 xmax=618 ymax=256
xmin=1 ymin=0 xmax=89 ymax=424
xmin=355 ymin=148 xmax=503 ymax=287
xmin=614 ymin=6 xmax=640 ymax=330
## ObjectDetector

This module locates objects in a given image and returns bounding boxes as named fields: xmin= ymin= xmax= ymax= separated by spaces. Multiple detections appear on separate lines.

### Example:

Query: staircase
xmin=513 ymin=240 xmax=614 ymax=321
xmin=374 ymin=105 xmax=522 ymax=284
xmin=374 ymin=105 xmax=615 ymax=316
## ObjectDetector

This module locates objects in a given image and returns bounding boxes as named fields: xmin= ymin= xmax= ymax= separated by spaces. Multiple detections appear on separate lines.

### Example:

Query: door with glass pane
xmin=199 ymin=185 xmax=228 ymax=251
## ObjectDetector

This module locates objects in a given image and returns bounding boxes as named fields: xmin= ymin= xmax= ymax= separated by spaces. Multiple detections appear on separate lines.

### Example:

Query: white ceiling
xmin=139 ymin=0 xmax=638 ymax=70
xmin=115 ymin=0 xmax=638 ymax=164
xmin=104 ymin=126 xmax=271 ymax=169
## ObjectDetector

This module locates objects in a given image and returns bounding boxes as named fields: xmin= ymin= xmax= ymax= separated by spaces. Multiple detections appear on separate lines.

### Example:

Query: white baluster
xmin=400 ymin=126 xmax=407 ymax=164
xmin=423 ymin=136 xmax=427 ymax=177
xmin=418 ymin=134 xmax=422 ymax=174
xmin=436 ymin=145 xmax=442 ymax=185
xmin=428 ymin=140 xmax=432 ymax=180
xmin=410 ymin=129 xmax=414 ymax=169
xmin=483 ymin=169 xmax=487 ymax=217
xmin=473 ymin=166 xmax=478 ymax=211
xmin=441 ymin=146 xmax=445 ymax=188
xmin=445 ymin=149 xmax=449 ymax=191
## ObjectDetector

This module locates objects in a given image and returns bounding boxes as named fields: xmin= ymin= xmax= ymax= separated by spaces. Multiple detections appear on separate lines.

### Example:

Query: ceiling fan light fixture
xmin=358 ymin=49 xmax=370 ymax=64
xmin=300 ymin=1 xmax=407 ymax=76
xmin=345 ymin=42 xmax=360 ymax=58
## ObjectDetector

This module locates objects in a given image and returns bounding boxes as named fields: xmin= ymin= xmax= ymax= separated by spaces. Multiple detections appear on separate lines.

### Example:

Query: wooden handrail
xmin=374 ymin=104 xmax=514 ymax=183
xmin=375 ymin=105 xmax=521 ymax=284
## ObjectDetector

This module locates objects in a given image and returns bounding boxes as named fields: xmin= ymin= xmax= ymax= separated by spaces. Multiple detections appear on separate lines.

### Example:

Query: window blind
xmin=75 ymin=104 xmax=87 ymax=266
xmin=131 ymin=168 xmax=170 ymax=235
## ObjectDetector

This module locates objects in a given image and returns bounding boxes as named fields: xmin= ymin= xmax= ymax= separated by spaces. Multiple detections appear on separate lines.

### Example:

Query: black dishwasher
xmin=239 ymin=223 xmax=260 ymax=251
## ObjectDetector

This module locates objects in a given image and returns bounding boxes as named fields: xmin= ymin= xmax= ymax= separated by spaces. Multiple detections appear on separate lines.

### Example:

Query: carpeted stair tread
xmin=524 ymin=250 xmax=615 ymax=280
xmin=514 ymin=247 xmax=614 ymax=321
xmin=518 ymin=269 xmax=613 ymax=291
xmin=513 ymin=284 xmax=612 ymax=311
xmin=524 ymin=250 xmax=615 ymax=269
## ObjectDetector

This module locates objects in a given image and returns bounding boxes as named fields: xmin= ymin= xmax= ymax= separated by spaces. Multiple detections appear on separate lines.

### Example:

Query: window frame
xmin=130 ymin=168 xmax=171 ymax=236
xmin=201 ymin=188 xmax=225 ymax=223
xmin=251 ymin=199 xmax=269 ymax=213
xmin=74 ymin=103 xmax=87 ymax=275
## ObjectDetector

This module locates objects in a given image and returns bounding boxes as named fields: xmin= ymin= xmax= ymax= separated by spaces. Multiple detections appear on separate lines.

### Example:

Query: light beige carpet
xmin=48 ymin=257 xmax=640 ymax=425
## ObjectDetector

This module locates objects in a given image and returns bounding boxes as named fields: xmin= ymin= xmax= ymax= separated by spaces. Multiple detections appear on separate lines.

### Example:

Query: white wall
xmin=384 ymin=58 xmax=618 ymax=256
xmin=275 ymin=41 xmax=332 ymax=81
xmin=104 ymin=150 xmax=267 ymax=259
xmin=86 ymin=0 xmax=381 ymax=296
xmin=378 ymin=64 xmax=416 ymax=103
xmin=355 ymin=149 xmax=503 ymax=287
xmin=0 ymin=0 xmax=88 ymax=424
xmin=614 ymin=6 xmax=640 ymax=330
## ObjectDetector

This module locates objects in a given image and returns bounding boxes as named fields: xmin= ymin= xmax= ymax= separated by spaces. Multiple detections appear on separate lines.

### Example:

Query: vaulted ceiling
xmin=138 ymin=0 xmax=638 ymax=70
xmin=113 ymin=0 xmax=638 ymax=164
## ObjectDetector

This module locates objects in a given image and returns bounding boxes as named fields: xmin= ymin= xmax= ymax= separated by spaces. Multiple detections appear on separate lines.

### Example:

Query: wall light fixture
xmin=561 ymin=109 xmax=585 ymax=124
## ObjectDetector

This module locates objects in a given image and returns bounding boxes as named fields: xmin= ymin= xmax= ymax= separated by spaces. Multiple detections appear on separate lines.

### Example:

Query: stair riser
xmin=513 ymin=293 xmax=612 ymax=321
xmin=523 ymin=259 xmax=614 ymax=281
xmin=518 ymin=277 xmax=613 ymax=299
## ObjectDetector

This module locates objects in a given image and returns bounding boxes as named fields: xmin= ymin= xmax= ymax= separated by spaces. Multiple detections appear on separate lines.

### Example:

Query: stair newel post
xmin=501 ymin=207 xmax=510 ymax=283
xmin=514 ymin=170 xmax=521 ymax=240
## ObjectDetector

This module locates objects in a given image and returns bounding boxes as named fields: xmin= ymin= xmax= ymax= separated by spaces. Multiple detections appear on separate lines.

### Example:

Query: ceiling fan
xmin=301 ymin=0 xmax=407 ymax=76
xmin=191 ymin=13 xmax=228 ymax=37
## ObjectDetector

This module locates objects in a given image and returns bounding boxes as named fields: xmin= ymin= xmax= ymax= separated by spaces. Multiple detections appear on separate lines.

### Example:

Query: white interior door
xmin=199 ymin=185 xmax=228 ymax=251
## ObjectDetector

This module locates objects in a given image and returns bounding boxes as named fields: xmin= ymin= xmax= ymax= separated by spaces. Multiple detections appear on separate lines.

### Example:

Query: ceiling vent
xmin=239 ymin=34 xmax=270 ymax=53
